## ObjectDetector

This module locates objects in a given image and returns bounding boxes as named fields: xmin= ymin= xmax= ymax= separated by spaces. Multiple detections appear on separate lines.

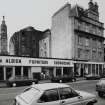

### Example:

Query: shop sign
xmin=0 ymin=56 xmax=73 ymax=67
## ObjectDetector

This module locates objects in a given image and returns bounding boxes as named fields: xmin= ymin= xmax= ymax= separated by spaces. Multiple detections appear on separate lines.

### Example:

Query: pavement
xmin=0 ymin=77 xmax=85 ymax=88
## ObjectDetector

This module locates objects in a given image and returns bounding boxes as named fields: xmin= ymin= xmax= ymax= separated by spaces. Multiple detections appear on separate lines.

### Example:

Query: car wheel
xmin=86 ymin=102 xmax=93 ymax=105
xmin=12 ymin=83 xmax=16 ymax=87
xmin=72 ymin=78 xmax=76 ymax=82
xmin=59 ymin=80 xmax=62 ymax=83
xmin=35 ymin=81 xmax=38 ymax=84
xmin=98 ymin=91 xmax=103 ymax=97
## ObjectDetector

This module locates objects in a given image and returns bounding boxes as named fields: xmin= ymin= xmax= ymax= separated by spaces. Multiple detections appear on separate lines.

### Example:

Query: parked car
xmin=6 ymin=76 xmax=38 ymax=87
xmin=51 ymin=75 xmax=76 ymax=83
xmin=85 ymin=74 xmax=100 ymax=80
xmin=96 ymin=78 xmax=105 ymax=97
xmin=13 ymin=83 xmax=97 ymax=105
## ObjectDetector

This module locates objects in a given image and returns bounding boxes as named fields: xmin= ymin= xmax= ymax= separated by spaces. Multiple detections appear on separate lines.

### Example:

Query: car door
xmin=37 ymin=88 xmax=60 ymax=105
xmin=59 ymin=87 xmax=84 ymax=105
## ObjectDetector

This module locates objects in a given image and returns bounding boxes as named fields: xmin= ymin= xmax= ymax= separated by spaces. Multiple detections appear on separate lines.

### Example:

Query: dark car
xmin=96 ymin=78 xmax=105 ymax=97
xmin=6 ymin=76 xmax=38 ymax=87
xmin=51 ymin=75 xmax=76 ymax=83
xmin=85 ymin=74 xmax=100 ymax=80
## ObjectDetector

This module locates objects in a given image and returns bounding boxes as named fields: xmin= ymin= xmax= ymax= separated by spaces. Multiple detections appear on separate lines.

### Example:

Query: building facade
xmin=0 ymin=16 xmax=8 ymax=55
xmin=39 ymin=29 xmax=51 ymax=58
xmin=0 ymin=55 xmax=74 ymax=81
xmin=9 ymin=27 xmax=53 ymax=80
xmin=9 ymin=26 xmax=42 ymax=57
xmin=51 ymin=0 xmax=104 ymax=77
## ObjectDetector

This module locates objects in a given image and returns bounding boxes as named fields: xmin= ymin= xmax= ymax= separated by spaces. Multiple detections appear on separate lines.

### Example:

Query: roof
xmin=32 ymin=83 xmax=69 ymax=91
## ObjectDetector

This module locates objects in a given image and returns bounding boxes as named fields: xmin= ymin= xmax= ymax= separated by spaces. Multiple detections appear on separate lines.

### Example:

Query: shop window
xmin=96 ymin=65 xmax=98 ymax=75
xmin=88 ymin=64 xmax=91 ymax=74
xmin=99 ymin=65 xmax=102 ymax=75
xmin=63 ymin=67 xmax=72 ymax=76
xmin=92 ymin=64 xmax=95 ymax=75
xmin=15 ymin=67 xmax=21 ymax=76
xmin=0 ymin=67 xmax=4 ymax=80
xmin=6 ymin=68 xmax=12 ymax=79
xmin=56 ymin=68 xmax=61 ymax=76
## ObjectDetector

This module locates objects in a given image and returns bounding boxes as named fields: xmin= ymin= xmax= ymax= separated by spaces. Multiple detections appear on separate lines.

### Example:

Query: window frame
xmin=58 ymin=87 xmax=79 ymax=100
xmin=37 ymin=88 xmax=59 ymax=103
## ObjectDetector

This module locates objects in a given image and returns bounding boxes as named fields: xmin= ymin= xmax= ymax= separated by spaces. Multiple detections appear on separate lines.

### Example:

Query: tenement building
xmin=51 ymin=0 xmax=104 ymax=77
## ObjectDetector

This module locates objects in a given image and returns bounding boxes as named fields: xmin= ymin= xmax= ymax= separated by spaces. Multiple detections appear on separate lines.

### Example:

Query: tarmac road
xmin=0 ymin=79 xmax=105 ymax=105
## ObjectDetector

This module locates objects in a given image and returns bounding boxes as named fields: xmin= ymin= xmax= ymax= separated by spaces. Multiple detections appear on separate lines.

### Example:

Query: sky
xmin=0 ymin=0 xmax=104 ymax=40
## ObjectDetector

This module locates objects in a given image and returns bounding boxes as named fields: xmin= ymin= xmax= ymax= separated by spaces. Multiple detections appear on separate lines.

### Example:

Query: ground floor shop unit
xmin=74 ymin=61 xmax=105 ymax=77
xmin=0 ymin=56 xmax=74 ymax=81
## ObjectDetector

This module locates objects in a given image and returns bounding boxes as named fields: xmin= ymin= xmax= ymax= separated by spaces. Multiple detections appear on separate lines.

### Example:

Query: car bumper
xmin=96 ymin=85 xmax=105 ymax=92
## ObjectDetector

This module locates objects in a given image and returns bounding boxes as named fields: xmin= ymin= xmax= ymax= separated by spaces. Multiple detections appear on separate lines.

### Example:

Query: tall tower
xmin=0 ymin=16 xmax=8 ymax=55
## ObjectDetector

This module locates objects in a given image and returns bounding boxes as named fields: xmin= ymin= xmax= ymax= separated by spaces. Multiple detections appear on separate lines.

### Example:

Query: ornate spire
xmin=3 ymin=16 xmax=4 ymax=20
xmin=2 ymin=16 xmax=5 ymax=24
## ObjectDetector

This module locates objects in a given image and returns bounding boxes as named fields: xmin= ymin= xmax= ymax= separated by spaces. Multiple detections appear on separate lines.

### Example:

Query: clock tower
xmin=0 ymin=16 xmax=8 ymax=55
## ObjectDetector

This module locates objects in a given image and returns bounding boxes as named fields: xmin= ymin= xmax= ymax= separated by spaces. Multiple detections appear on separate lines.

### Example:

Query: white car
xmin=13 ymin=83 xmax=97 ymax=105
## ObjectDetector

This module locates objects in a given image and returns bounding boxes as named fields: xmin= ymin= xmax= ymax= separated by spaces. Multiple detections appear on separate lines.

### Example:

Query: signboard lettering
xmin=6 ymin=59 xmax=21 ymax=63
xmin=54 ymin=61 xmax=71 ymax=65
xmin=29 ymin=60 xmax=48 ymax=64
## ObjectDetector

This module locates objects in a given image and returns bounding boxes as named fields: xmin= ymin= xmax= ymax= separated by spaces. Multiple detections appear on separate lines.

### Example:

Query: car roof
xmin=31 ymin=83 xmax=69 ymax=91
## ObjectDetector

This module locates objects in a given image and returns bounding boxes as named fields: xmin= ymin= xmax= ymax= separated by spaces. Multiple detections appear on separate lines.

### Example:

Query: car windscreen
xmin=20 ymin=87 xmax=40 ymax=104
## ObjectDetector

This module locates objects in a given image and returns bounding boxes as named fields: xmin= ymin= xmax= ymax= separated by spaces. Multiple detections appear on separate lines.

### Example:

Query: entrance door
xmin=6 ymin=67 xmax=12 ymax=79
xmin=15 ymin=66 xmax=21 ymax=76
xmin=23 ymin=67 xmax=28 ymax=77
xmin=0 ymin=67 xmax=3 ymax=80
xmin=56 ymin=68 xmax=62 ymax=76
xmin=80 ymin=68 xmax=84 ymax=77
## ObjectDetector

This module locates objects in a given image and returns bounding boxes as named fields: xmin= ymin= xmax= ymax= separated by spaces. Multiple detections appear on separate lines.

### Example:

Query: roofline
xmin=52 ymin=3 xmax=71 ymax=17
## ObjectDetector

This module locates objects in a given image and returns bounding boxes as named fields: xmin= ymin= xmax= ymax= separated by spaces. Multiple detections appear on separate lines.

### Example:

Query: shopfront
xmin=74 ymin=61 xmax=104 ymax=77
xmin=0 ymin=56 xmax=74 ymax=81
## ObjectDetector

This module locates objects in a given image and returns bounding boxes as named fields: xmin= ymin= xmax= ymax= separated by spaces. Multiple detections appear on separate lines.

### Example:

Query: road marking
xmin=0 ymin=92 xmax=19 ymax=96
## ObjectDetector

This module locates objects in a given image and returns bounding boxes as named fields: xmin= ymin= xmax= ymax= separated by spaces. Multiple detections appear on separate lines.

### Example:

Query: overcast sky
xmin=0 ymin=0 xmax=104 ymax=39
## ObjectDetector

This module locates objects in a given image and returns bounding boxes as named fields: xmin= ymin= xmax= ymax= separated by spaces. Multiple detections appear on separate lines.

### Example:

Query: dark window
xmin=38 ymin=89 xmax=59 ymax=103
xmin=59 ymin=87 xmax=79 ymax=100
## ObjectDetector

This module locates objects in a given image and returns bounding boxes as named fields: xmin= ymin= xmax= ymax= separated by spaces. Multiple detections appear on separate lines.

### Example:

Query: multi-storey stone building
xmin=9 ymin=26 xmax=51 ymax=58
xmin=9 ymin=26 xmax=43 ymax=57
xmin=51 ymin=0 xmax=104 ymax=77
